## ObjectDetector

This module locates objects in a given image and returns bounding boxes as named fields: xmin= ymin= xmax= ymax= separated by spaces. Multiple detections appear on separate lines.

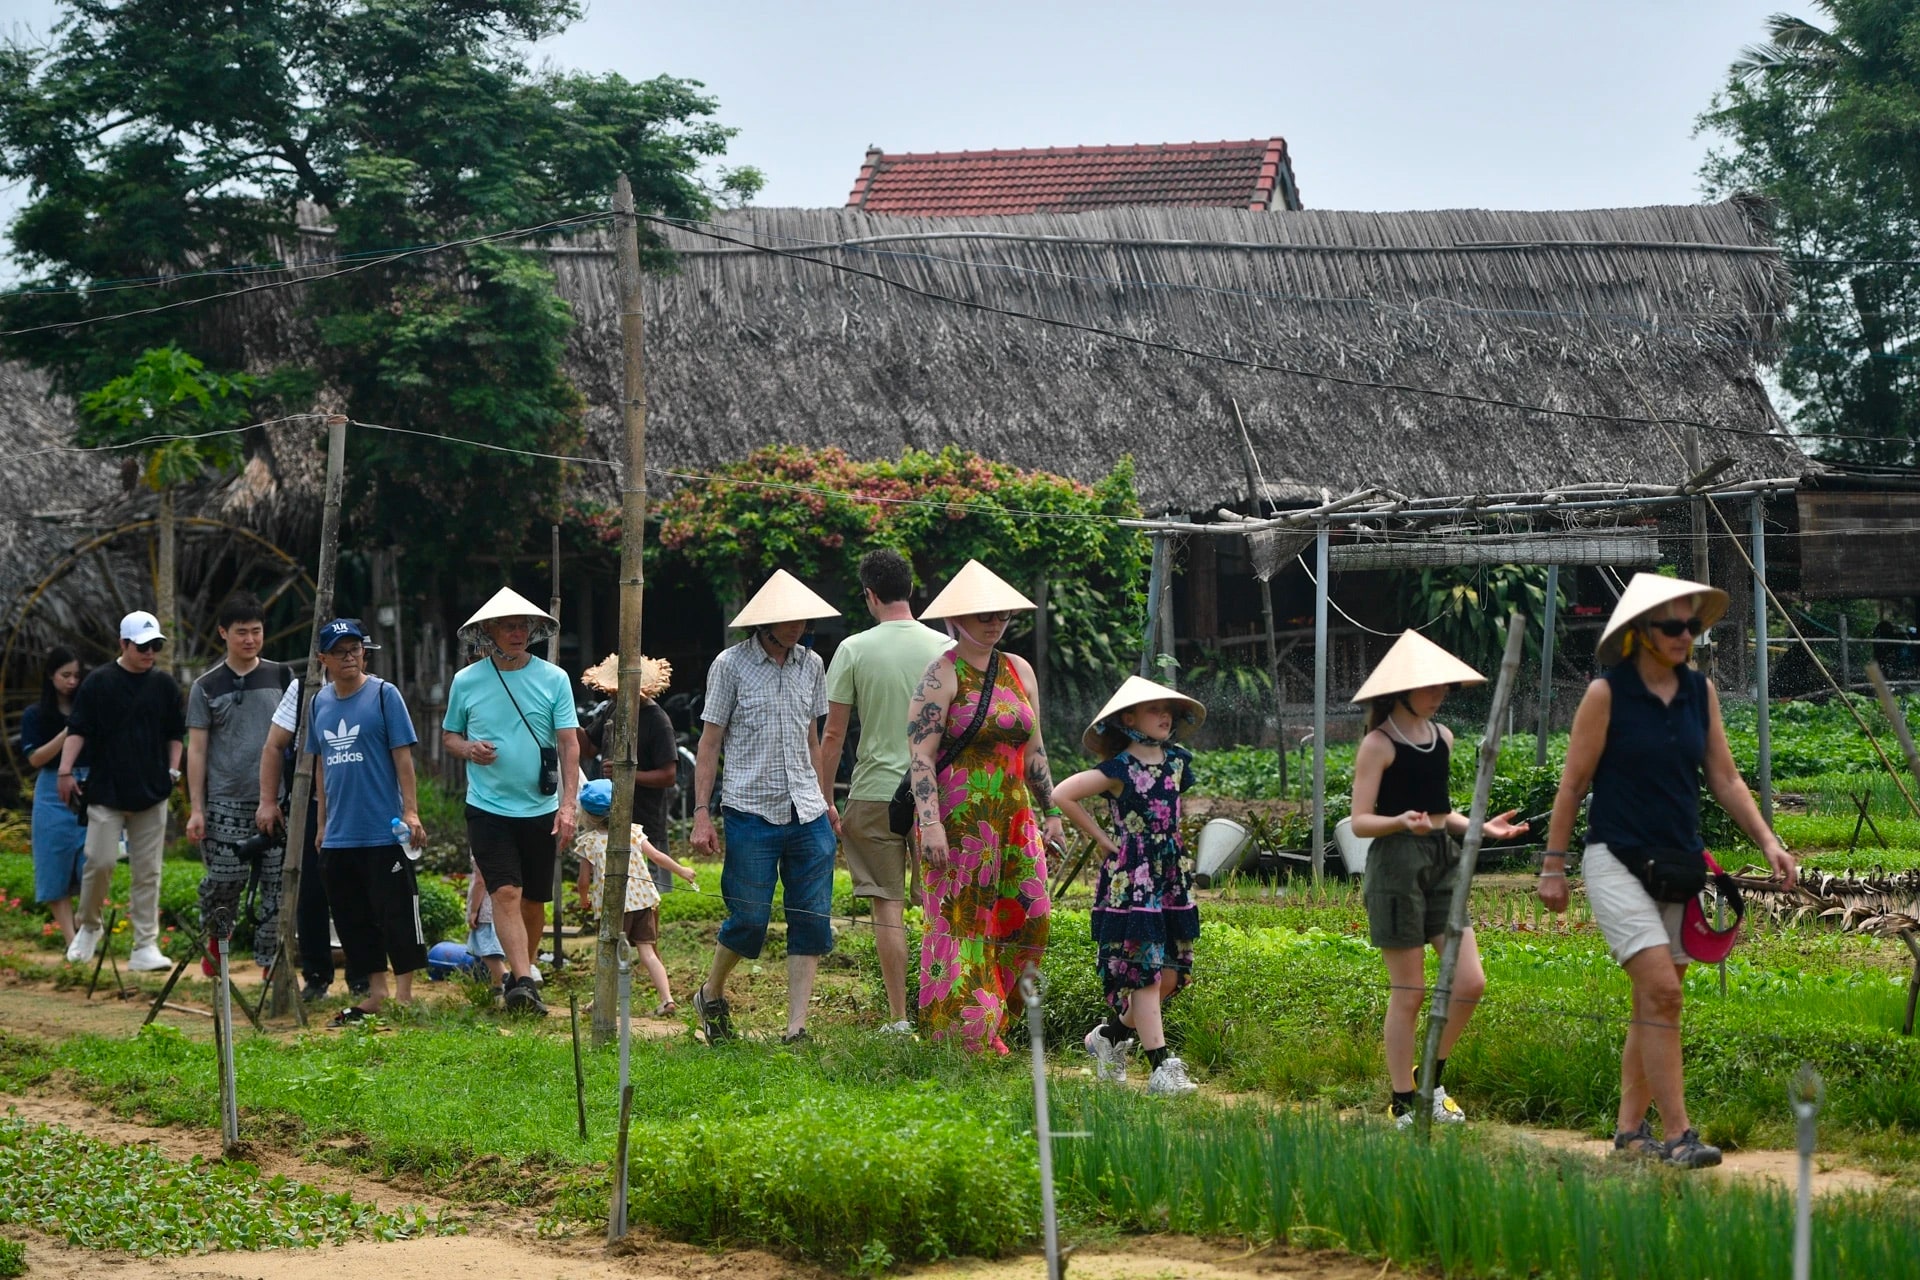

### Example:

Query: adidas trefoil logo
xmin=323 ymin=718 xmax=366 ymax=765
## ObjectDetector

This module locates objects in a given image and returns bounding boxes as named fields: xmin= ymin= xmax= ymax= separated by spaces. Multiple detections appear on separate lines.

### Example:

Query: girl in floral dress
xmin=906 ymin=561 xmax=1062 ymax=1054
xmin=1053 ymin=677 xmax=1206 ymax=1097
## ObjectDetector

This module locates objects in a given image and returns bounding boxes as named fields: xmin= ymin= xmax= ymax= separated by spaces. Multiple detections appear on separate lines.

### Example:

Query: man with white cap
xmin=688 ymin=569 xmax=839 ymax=1044
xmin=58 ymin=610 xmax=186 ymax=970
xmin=443 ymin=587 xmax=580 ymax=1016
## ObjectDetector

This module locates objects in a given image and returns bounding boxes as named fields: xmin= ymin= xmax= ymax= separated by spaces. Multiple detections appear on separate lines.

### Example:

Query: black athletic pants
xmin=320 ymin=843 xmax=429 ymax=978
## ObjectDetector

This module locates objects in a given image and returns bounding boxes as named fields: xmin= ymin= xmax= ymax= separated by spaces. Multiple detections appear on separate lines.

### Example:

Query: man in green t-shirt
xmin=821 ymin=549 xmax=953 ymax=1032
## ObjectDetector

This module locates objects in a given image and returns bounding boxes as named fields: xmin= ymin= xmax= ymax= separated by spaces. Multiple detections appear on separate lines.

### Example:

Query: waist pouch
xmin=1630 ymin=845 xmax=1708 ymax=904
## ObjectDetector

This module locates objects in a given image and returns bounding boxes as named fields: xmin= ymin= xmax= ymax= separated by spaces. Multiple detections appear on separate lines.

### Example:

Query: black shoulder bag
xmin=889 ymin=650 xmax=1000 ymax=835
xmin=491 ymin=662 xmax=560 ymax=795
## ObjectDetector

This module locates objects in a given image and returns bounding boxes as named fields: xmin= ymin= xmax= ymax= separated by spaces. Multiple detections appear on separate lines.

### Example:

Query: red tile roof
xmin=845 ymin=139 xmax=1301 ymax=216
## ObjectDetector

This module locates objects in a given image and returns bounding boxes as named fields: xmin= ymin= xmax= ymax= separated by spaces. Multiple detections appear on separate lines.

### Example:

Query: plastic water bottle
xmin=391 ymin=817 xmax=420 ymax=861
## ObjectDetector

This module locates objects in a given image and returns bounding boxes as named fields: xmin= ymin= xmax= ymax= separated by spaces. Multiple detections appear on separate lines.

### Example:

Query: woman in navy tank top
xmin=1542 ymin=574 xmax=1796 ymax=1169
xmin=1349 ymin=631 xmax=1529 ymax=1129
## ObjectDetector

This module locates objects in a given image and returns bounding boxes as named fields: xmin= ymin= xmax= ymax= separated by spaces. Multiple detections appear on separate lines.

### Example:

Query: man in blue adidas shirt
xmin=307 ymin=618 xmax=426 ymax=1025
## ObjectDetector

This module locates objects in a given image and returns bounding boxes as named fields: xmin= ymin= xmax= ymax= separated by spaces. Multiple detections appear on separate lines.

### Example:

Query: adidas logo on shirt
xmin=323 ymin=718 xmax=366 ymax=766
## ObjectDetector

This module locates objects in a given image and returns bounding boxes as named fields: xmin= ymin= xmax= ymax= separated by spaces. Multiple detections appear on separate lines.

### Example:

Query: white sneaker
xmin=877 ymin=1019 xmax=915 ymax=1036
xmin=127 ymin=945 xmax=171 ymax=972
xmin=65 ymin=925 xmax=101 ymax=964
xmin=1083 ymin=1026 xmax=1132 ymax=1083
xmin=1145 ymin=1056 xmax=1199 ymax=1097
xmin=527 ymin=964 xmax=543 ymax=985
xmin=1432 ymin=1086 xmax=1466 ymax=1124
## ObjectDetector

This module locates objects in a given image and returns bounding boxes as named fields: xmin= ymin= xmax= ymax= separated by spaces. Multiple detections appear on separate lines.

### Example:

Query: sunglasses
xmin=133 ymin=639 xmax=165 ymax=653
xmin=974 ymin=611 xmax=1016 ymax=623
xmin=1646 ymin=617 xmax=1704 ymax=638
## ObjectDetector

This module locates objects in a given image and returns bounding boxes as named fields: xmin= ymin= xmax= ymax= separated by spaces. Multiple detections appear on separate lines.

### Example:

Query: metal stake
xmin=569 ymin=993 xmax=588 ymax=1141
xmin=1791 ymin=1065 xmax=1825 ymax=1280
xmin=1311 ymin=521 xmax=1330 ymax=881
xmin=617 ymin=938 xmax=633 ymax=1101
xmin=1018 ymin=964 xmax=1062 ymax=1280
xmin=609 ymin=1083 xmax=634 ymax=1242
xmin=215 ymin=934 xmax=241 ymax=1155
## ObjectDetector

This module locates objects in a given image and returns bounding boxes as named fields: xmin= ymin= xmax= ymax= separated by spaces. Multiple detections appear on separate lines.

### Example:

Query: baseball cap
xmin=119 ymin=611 xmax=165 ymax=645
xmin=579 ymin=778 xmax=613 ymax=817
xmin=317 ymin=618 xmax=383 ymax=653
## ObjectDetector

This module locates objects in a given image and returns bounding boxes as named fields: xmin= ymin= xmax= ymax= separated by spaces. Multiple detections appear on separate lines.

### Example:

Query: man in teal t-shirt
xmin=821 ymin=549 xmax=952 ymax=1032
xmin=442 ymin=588 xmax=579 ymax=1016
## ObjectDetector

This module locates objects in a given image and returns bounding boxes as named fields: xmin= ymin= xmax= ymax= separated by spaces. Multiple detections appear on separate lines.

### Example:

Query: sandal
xmin=328 ymin=1006 xmax=375 ymax=1028
xmin=1611 ymin=1119 xmax=1660 ymax=1160
xmin=652 ymin=1000 xmax=678 ymax=1018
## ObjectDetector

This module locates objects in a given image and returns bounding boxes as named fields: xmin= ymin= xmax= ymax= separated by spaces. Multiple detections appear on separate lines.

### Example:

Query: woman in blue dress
xmin=18 ymin=647 xmax=86 ymax=946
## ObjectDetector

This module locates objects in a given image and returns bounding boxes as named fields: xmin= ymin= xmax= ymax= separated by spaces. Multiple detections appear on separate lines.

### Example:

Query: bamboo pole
xmin=549 ymin=523 xmax=566 ymax=971
xmin=1234 ymin=404 xmax=1288 ymax=796
xmin=1416 ymin=611 xmax=1526 ymax=1140
xmin=594 ymin=174 xmax=650 ymax=1043
xmin=1310 ymin=522 xmax=1329 ymax=880
xmin=1535 ymin=564 xmax=1559 ymax=768
xmin=271 ymin=416 xmax=347 ymax=1021
xmin=158 ymin=487 xmax=179 ymax=677
xmin=1866 ymin=661 xmax=1920 ymax=781
xmin=1752 ymin=495 xmax=1773 ymax=821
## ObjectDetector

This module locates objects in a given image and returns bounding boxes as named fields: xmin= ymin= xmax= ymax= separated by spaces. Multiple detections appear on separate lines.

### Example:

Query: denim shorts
xmin=716 ymin=808 xmax=837 ymax=958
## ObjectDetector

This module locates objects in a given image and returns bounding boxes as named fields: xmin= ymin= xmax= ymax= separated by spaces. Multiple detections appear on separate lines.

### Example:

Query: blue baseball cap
xmin=317 ymin=618 xmax=382 ymax=653
xmin=579 ymin=778 xmax=613 ymax=817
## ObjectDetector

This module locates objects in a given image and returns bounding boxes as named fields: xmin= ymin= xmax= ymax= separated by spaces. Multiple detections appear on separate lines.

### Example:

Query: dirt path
xmin=1508 ymin=1124 xmax=1890 ymax=1197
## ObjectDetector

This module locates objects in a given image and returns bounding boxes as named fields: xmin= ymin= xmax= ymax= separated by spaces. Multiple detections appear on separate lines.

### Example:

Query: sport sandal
xmin=1662 ymin=1128 xmax=1723 ymax=1170
xmin=1612 ymin=1119 xmax=1660 ymax=1160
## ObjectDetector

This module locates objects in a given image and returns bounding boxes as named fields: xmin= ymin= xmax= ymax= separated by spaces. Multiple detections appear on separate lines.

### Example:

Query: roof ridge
xmin=868 ymin=138 xmax=1279 ymax=162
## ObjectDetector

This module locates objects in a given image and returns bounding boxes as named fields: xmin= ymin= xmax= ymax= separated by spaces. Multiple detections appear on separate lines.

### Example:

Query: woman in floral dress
xmin=905 ymin=561 xmax=1063 ymax=1053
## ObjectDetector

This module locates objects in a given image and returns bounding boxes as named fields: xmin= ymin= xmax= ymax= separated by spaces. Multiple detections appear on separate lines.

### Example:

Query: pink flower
xmin=919 ymin=930 xmax=960 ymax=1005
xmin=959 ymin=989 xmax=1003 ymax=1053
xmin=924 ymin=858 xmax=967 ymax=901
xmin=940 ymin=768 xmax=970 ymax=813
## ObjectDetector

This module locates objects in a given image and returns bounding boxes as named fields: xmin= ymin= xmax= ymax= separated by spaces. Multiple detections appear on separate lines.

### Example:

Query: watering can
xmin=1194 ymin=817 xmax=1255 ymax=888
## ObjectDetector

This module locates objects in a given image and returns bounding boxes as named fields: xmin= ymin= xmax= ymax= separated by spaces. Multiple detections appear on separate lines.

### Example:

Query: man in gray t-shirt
xmin=186 ymin=594 xmax=292 ymax=969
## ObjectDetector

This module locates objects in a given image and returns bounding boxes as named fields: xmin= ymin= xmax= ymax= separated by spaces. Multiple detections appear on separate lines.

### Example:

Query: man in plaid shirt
xmin=689 ymin=571 xmax=840 ymax=1045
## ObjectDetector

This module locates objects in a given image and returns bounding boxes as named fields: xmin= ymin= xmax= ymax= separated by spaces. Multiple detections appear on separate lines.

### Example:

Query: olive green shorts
xmin=1361 ymin=830 xmax=1460 ymax=950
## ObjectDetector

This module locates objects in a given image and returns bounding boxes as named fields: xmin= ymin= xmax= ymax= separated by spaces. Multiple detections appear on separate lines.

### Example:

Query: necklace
xmin=1384 ymin=713 xmax=1438 ymax=753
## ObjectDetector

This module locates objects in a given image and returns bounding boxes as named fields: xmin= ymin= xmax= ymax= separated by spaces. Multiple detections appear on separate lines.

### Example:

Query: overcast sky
xmin=0 ymin=0 xmax=1802 ymax=250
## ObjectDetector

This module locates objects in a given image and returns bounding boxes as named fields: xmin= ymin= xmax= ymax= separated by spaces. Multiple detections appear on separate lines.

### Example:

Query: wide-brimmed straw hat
xmin=1351 ymin=630 xmax=1485 ymax=703
xmin=730 ymin=570 xmax=837 ymax=628
xmin=1596 ymin=573 xmax=1729 ymax=667
xmin=920 ymin=560 xmax=1036 ymax=621
xmin=580 ymin=651 xmax=672 ymax=698
xmin=460 ymin=587 xmax=558 ymax=648
xmin=1083 ymin=676 xmax=1207 ymax=755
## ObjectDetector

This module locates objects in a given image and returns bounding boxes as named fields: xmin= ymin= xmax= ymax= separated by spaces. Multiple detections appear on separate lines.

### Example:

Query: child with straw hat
xmin=1053 ymin=676 xmax=1206 ymax=1097
xmin=1349 ymin=630 xmax=1529 ymax=1129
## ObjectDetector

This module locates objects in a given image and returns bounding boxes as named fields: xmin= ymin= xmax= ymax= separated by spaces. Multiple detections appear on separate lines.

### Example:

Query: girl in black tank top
xmin=1347 ymin=631 xmax=1530 ymax=1128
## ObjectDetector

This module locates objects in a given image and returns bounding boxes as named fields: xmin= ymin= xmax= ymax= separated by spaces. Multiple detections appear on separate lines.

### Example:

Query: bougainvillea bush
xmin=655 ymin=445 xmax=1148 ymax=695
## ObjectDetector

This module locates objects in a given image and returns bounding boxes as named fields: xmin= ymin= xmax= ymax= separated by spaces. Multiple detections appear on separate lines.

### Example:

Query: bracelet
xmin=1537 ymin=870 xmax=1568 ymax=879
xmin=918 ymin=816 xmax=942 ymax=829
xmin=1044 ymin=806 xmax=1062 ymax=817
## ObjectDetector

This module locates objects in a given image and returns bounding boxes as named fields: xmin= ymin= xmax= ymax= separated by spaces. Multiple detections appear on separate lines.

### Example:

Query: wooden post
xmin=158 ymin=487 xmax=179 ymax=677
xmin=389 ymin=553 xmax=406 ymax=695
xmin=1752 ymin=494 xmax=1773 ymax=822
xmin=1234 ymin=400 xmax=1286 ymax=789
xmin=1139 ymin=532 xmax=1167 ymax=676
xmin=1867 ymin=661 xmax=1920 ymax=781
xmin=1416 ymin=612 xmax=1526 ymax=1139
xmin=1311 ymin=521 xmax=1329 ymax=881
xmin=548 ymin=522 xmax=565 ymax=971
xmin=271 ymin=416 xmax=347 ymax=1021
xmin=1032 ymin=574 xmax=1049 ymax=719
xmin=1839 ymin=613 xmax=1851 ymax=693
xmin=594 ymin=174 xmax=651 ymax=1043
xmin=1535 ymin=564 xmax=1559 ymax=768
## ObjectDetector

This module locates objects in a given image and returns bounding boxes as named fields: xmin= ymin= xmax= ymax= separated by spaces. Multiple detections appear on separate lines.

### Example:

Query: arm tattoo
xmin=1025 ymin=742 xmax=1054 ymax=812
xmin=907 ymin=699 xmax=947 ymax=747
xmin=910 ymin=760 xmax=939 ymax=826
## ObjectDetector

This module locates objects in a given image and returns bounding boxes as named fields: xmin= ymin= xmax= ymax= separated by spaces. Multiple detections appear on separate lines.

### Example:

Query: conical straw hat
xmin=459 ymin=587 xmax=558 ymax=647
xmin=730 ymin=570 xmax=837 ymax=628
xmin=1596 ymin=573 xmax=1729 ymax=667
xmin=1083 ymin=676 xmax=1207 ymax=755
xmin=1351 ymin=630 xmax=1485 ymax=703
xmin=919 ymin=560 xmax=1036 ymax=620
xmin=580 ymin=652 xmax=672 ymax=698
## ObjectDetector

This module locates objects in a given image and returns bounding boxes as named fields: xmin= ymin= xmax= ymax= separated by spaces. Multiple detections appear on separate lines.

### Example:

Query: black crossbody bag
xmin=888 ymin=650 xmax=1000 ymax=836
xmin=492 ymin=662 xmax=560 ymax=795
xmin=1633 ymin=846 xmax=1709 ymax=903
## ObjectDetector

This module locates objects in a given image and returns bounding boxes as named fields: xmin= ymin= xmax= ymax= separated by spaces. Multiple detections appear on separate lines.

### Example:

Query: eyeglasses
xmin=1647 ymin=617 xmax=1704 ymax=638
xmin=133 ymin=639 xmax=164 ymax=653
xmin=974 ymin=611 xmax=1016 ymax=623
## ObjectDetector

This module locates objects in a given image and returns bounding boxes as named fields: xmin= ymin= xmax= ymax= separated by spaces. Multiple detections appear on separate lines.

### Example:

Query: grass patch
xmin=0 ymin=1112 xmax=454 ymax=1255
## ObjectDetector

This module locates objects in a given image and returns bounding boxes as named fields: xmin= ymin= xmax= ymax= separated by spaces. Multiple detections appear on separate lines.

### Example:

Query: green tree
xmin=0 ymin=0 xmax=745 ymax=579
xmin=1699 ymin=1 xmax=1920 ymax=464
xmin=78 ymin=346 xmax=258 ymax=666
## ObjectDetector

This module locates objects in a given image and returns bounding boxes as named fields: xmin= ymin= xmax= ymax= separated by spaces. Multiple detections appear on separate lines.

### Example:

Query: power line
xmin=0 ymin=213 xmax=614 ymax=338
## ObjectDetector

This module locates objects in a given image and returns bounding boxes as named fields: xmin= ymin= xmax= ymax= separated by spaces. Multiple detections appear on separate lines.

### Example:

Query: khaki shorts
xmin=1362 ymin=830 xmax=1459 ymax=950
xmin=1583 ymin=843 xmax=1687 ymax=966
xmin=840 ymin=799 xmax=908 ymax=901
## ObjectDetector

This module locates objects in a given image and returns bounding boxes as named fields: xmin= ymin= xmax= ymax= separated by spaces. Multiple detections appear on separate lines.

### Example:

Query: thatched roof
xmin=543 ymin=200 xmax=1807 ymax=512
xmin=0 ymin=361 xmax=123 ymax=613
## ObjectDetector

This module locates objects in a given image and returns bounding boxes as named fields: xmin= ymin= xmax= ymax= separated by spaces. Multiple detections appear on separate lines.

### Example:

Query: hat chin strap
xmin=1099 ymin=719 xmax=1170 ymax=748
xmin=945 ymin=617 xmax=992 ymax=649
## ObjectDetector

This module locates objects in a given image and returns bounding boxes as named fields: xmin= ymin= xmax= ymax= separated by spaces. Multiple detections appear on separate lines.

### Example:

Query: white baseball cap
xmin=119 ymin=611 xmax=165 ymax=645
